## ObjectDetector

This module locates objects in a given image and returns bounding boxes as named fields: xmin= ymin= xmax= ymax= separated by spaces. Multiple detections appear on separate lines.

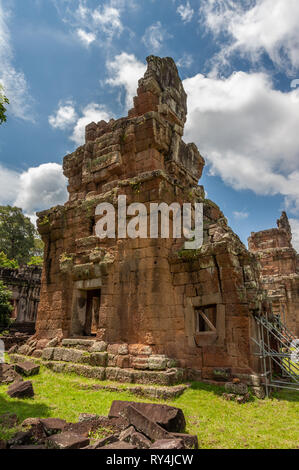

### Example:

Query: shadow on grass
xmin=189 ymin=381 xmax=224 ymax=396
xmin=0 ymin=389 xmax=51 ymax=421
xmin=190 ymin=380 xmax=299 ymax=403
xmin=271 ymin=388 xmax=299 ymax=402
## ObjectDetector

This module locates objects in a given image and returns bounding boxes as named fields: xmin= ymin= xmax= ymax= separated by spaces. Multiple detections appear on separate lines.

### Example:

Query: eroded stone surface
xmin=34 ymin=55 xmax=270 ymax=379
xmin=248 ymin=211 xmax=299 ymax=336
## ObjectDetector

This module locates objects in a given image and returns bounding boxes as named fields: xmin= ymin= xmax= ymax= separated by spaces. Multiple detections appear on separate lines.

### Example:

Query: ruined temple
xmin=248 ymin=212 xmax=299 ymax=336
xmin=35 ymin=56 xmax=268 ymax=382
xmin=0 ymin=266 xmax=41 ymax=334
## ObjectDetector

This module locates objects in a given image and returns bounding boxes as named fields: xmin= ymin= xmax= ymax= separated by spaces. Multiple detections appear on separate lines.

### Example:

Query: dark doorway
xmin=84 ymin=289 xmax=101 ymax=336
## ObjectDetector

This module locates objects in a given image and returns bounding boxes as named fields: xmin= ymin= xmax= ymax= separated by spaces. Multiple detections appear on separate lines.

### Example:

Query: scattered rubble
xmin=1 ymin=401 xmax=198 ymax=450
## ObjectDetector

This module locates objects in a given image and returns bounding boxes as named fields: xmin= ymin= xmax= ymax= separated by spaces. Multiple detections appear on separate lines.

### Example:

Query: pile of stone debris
xmin=222 ymin=377 xmax=265 ymax=403
xmin=0 ymin=361 xmax=40 ymax=399
xmin=0 ymin=401 xmax=198 ymax=450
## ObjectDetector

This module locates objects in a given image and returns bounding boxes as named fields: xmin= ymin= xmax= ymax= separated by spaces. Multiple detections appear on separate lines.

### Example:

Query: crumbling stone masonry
xmin=248 ymin=212 xmax=299 ymax=336
xmin=0 ymin=266 xmax=41 ymax=334
xmin=35 ymin=56 xmax=267 ymax=381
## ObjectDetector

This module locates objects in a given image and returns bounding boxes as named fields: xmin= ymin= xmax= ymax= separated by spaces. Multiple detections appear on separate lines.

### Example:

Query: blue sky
xmin=1 ymin=0 xmax=299 ymax=249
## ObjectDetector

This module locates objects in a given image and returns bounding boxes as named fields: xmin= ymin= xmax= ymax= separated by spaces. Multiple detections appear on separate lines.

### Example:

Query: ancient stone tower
xmin=36 ymin=56 xmax=266 ymax=380
xmin=248 ymin=212 xmax=299 ymax=336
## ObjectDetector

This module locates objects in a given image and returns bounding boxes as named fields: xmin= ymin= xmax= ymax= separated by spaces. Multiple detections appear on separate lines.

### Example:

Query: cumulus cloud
xmin=70 ymin=103 xmax=111 ymax=145
xmin=183 ymin=71 xmax=299 ymax=215
xmin=177 ymin=2 xmax=194 ymax=23
xmin=76 ymin=28 xmax=96 ymax=46
xmin=142 ymin=22 xmax=170 ymax=53
xmin=289 ymin=218 xmax=299 ymax=252
xmin=0 ymin=163 xmax=68 ymax=220
xmin=200 ymin=0 xmax=299 ymax=72
xmin=106 ymin=53 xmax=146 ymax=108
xmin=92 ymin=5 xmax=123 ymax=38
xmin=53 ymin=0 xmax=135 ymax=45
xmin=177 ymin=53 xmax=193 ymax=69
xmin=0 ymin=1 xmax=34 ymax=121
xmin=0 ymin=164 xmax=21 ymax=204
xmin=49 ymin=100 xmax=77 ymax=130
xmin=233 ymin=211 xmax=249 ymax=220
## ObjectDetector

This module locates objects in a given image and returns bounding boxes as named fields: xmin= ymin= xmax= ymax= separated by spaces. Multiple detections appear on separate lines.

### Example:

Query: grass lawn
xmin=0 ymin=365 xmax=298 ymax=449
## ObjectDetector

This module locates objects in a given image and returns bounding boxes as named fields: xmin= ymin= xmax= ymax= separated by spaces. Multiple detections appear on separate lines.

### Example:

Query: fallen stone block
xmin=130 ymin=431 xmax=152 ymax=449
xmin=15 ymin=361 xmax=40 ymax=377
xmin=10 ymin=445 xmax=46 ymax=449
xmin=8 ymin=431 xmax=33 ymax=446
xmin=109 ymin=400 xmax=186 ymax=432
xmin=0 ymin=363 xmax=23 ymax=385
xmin=150 ymin=439 xmax=185 ymax=449
xmin=122 ymin=405 xmax=170 ymax=441
xmin=101 ymin=441 xmax=137 ymax=449
xmin=87 ymin=435 xmax=119 ymax=449
xmin=170 ymin=433 xmax=199 ymax=449
xmin=252 ymin=386 xmax=265 ymax=399
xmin=7 ymin=380 xmax=34 ymax=398
xmin=224 ymin=382 xmax=248 ymax=395
xmin=40 ymin=418 xmax=67 ymax=435
xmin=78 ymin=413 xmax=99 ymax=423
xmin=47 ymin=431 xmax=89 ymax=449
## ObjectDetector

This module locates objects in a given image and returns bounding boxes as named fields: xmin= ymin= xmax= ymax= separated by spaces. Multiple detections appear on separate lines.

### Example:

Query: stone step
xmin=44 ymin=361 xmax=184 ymax=386
xmin=61 ymin=338 xmax=96 ymax=350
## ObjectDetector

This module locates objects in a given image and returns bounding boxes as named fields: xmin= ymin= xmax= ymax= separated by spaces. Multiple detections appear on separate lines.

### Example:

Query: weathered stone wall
xmin=0 ymin=266 xmax=41 ymax=333
xmin=248 ymin=212 xmax=299 ymax=336
xmin=35 ymin=56 xmax=267 ymax=380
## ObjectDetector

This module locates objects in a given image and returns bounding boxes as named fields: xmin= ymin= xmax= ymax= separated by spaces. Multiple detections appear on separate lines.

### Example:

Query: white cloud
xmin=0 ymin=1 xmax=34 ymax=121
xmin=53 ymin=0 xmax=134 ymax=45
xmin=76 ymin=28 xmax=96 ymax=46
xmin=0 ymin=164 xmax=21 ymax=204
xmin=70 ymin=103 xmax=111 ymax=146
xmin=289 ymin=218 xmax=299 ymax=252
xmin=177 ymin=53 xmax=193 ymax=68
xmin=49 ymin=101 xmax=77 ymax=130
xmin=177 ymin=2 xmax=194 ymax=23
xmin=0 ymin=163 xmax=68 ymax=219
xmin=200 ymin=0 xmax=299 ymax=72
xmin=106 ymin=53 xmax=146 ymax=108
xmin=183 ymin=71 xmax=299 ymax=215
xmin=142 ymin=21 xmax=170 ymax=53
xmin=233 ymin=211 xmax=249 ymax=220
xmin=92 ymin=5 xmax=123 ymax=38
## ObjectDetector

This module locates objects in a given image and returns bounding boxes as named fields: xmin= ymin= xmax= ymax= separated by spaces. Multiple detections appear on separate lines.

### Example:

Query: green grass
xmin=0 ymin=365 xmax=298 ymax=448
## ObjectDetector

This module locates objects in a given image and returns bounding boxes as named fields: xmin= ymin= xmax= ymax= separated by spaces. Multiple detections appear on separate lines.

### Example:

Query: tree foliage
xmin=0 ymin=84 xmax=9 ymax=125
xmin=28 ymin=255 xmax=43 ymax=267
xmin=0 ymin=251 xmax=19 ymax=269
xmin=0 ymin=206 xmax=36 ymax=265
xmin=0 ymin=281 xmax=13 ymax=330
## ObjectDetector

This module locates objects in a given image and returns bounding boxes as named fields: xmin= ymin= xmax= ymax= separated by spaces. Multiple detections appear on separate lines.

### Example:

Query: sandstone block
xmin=7 ymin=381 xmax=34 ymax=399
xmin=47 ymin=432 xmax=89 ymax=449
xmin=224 ymin=382 xmax=248 ymax=395
xmin=15 ymin=361 xmax=40 ymax=377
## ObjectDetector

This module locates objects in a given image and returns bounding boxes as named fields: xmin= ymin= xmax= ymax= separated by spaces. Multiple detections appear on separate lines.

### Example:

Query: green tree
xmin=0 ymin=84 xmax=9 ymax=125
xmin=28 ymin=255 xmax=43 ymax=267
xmin=0 ymin=251 xmax=19 ymax=269
xmin=0 ymin=281 xmax=13 ymax=330
xmin=0 ymin=206 xmax=36 ymax=265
